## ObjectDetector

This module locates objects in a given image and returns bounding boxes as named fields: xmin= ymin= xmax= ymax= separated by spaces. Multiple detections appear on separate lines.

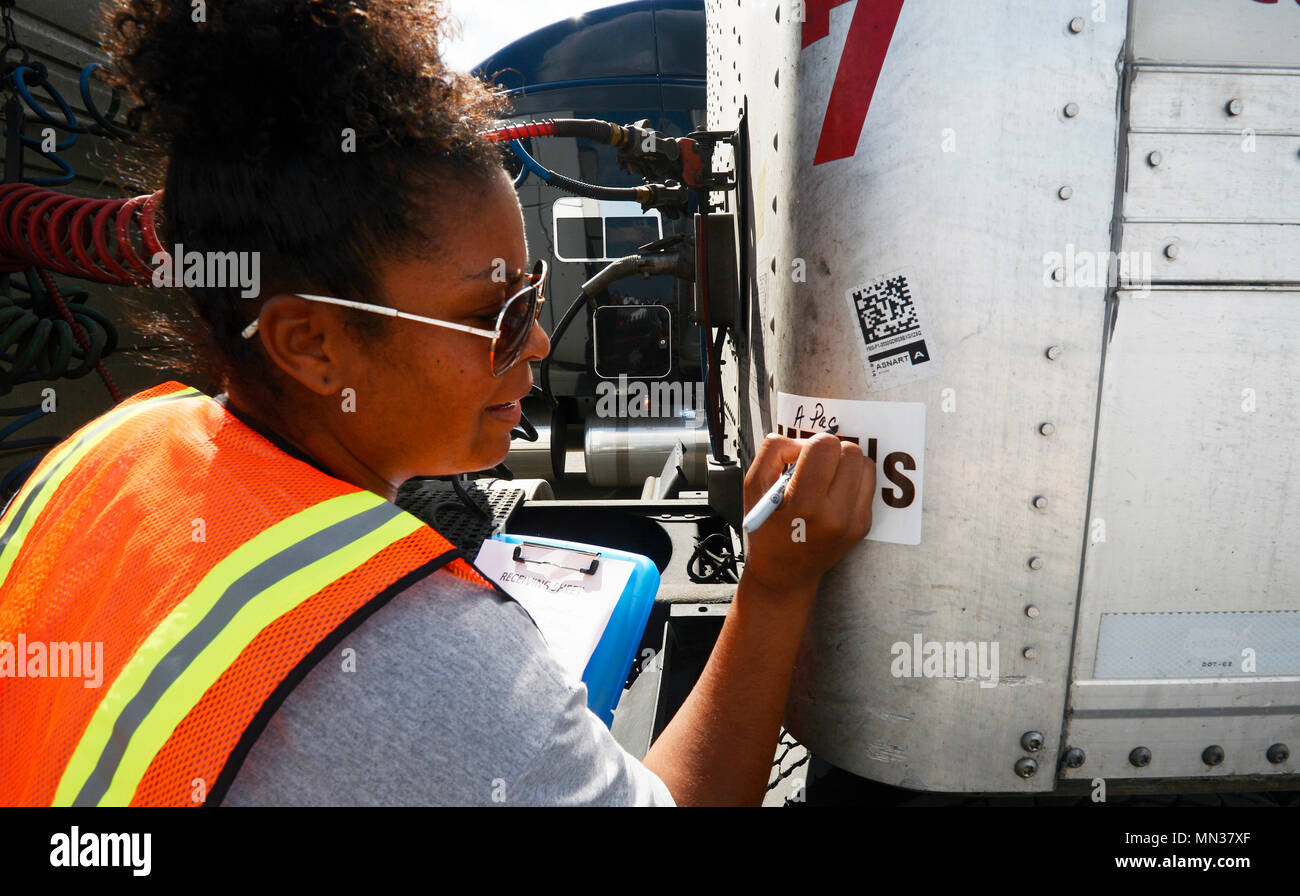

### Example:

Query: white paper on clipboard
xmin=473 ymin=538 xmax=635 ymax=684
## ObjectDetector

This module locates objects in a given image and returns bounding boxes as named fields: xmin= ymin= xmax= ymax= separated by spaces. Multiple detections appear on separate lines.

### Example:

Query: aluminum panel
xmin=1130 ymin=0 xmax=1300 ymax=68
xmin=1063 ymin=676 xmax=1298 ymax=781
xmin=1074 ymin=288 xmax=1300 ymax=623
xmin=1124 ymin=133 xmax=1300 ymax=222
xmin=1128 ymin=70 xmax=1300 ymax=133
xmin=1065 ymin=287 xmax=1300 ymax=780
xmin=1121 ymin=222 xmax=1300 ymax=283
xmin=1059 ymin=711 xmax=1298 ymax=781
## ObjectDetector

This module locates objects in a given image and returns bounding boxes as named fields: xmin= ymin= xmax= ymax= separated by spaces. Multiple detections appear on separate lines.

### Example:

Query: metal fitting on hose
xmin=579 ymin=250 xmax=694 ymax=303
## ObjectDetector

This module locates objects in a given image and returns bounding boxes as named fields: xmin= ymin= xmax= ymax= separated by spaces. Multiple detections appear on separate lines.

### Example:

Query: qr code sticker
xmin=851 ymin=275 xmax=919 ymax=344
xmin=844 ymin=268 xmax=940 ymax=391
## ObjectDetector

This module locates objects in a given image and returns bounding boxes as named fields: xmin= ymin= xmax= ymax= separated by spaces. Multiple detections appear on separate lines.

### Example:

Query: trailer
xmin=699 ymin=0 xmax=1300 ymax=797
xmin=483 ymin=0 xmax=1300 ymax=799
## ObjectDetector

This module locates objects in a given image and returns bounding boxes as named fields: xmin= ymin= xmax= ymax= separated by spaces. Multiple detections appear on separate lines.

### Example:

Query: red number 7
xmin=801 ymin=0 xmax=906 ymax=166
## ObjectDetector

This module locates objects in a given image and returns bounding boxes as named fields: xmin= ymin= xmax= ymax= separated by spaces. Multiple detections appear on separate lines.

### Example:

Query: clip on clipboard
xmin=511 ymin=542 xmax=600 ymax=575
xmin=475 ymin=533 xmax=660 ymax=727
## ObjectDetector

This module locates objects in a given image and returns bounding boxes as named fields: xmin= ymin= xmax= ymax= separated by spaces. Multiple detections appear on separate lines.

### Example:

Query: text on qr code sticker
xmin=851 ymin=274 xmax=920 ymax=344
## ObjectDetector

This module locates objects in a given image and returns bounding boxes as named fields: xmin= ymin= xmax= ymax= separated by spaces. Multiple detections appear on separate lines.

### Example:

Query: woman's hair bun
xmin=98 ymin=0 xmax=510 ymax=164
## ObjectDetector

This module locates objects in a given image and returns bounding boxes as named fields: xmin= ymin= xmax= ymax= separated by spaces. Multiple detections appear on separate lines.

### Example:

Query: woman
xmin=0 ymin=0 xmax=874 ymax=806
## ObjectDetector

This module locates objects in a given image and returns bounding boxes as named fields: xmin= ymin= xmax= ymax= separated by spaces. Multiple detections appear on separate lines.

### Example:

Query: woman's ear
xmin=254 ymin=294 xmax=346 ymax=396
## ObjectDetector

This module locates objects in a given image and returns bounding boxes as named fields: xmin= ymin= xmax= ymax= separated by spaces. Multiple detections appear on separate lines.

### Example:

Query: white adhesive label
xmin=775 ymin=392 xmax=925 ymax=545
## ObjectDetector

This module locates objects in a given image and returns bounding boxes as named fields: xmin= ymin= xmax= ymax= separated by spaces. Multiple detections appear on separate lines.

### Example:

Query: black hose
xmin=540 ymin=290 xmax=588 ymax=409
xmin=505 ymin=137 xmax=644 ymax=202
xmin=548 ymin=119 xmax=618 ymax=144
xmin=687 ymin=532 xmax=739 ymax=584
xmin=450 ymin=475 xmax=491 ymax=521
xmin=546 ymin=169 xmax=642 ymax=202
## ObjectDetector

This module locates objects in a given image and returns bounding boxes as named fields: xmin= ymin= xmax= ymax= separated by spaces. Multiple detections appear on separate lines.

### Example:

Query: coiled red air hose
xmin=0 ymin=183 xmax=164 ymax=285
xmin=0 ymin=184 xmax=164 ymax=403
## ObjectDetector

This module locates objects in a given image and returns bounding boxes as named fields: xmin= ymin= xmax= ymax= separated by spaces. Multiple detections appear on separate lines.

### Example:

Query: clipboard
xmin=474 ymin=533 xmax=660 ymax=726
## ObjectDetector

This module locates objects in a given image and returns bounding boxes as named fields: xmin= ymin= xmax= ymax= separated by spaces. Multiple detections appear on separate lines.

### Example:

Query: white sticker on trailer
xmin=775 ymin=392 xmax=925 ymax=545
xmin=1094 ymin=611 xmax=1300 ymax=678
xmin=845 ymin=269 xmax=941 ymax=391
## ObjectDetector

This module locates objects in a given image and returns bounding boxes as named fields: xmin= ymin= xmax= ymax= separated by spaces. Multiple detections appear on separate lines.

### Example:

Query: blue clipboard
xmin=489 ymin=533 xmax=659 ymax=726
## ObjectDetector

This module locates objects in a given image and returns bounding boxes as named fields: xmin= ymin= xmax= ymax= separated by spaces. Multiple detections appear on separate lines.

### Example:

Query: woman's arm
xmin=641 ymin=575 xmax=818 ymax=806
xmin=641 ymin=432 xmax=876 ymax=806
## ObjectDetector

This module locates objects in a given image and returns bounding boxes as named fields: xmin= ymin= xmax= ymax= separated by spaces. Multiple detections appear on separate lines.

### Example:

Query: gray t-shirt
xmin=220 ymin=566 xmax=675 ymax=806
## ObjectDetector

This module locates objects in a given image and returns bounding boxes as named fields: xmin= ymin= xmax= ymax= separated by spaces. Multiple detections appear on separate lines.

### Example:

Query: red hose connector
xmin=479 ymin=120 xmax=558 ymax=143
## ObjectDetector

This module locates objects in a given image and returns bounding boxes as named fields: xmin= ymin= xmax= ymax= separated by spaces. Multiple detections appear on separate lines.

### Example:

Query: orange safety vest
xmin=0 ymin=381 xmax=492 ymax=806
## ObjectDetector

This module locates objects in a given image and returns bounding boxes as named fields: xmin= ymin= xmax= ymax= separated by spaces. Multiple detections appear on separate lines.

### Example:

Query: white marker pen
xmin=742 ymin=463 xmax=795 ymax=534
xmin=743 ymin=426 xmax=838 ymax=534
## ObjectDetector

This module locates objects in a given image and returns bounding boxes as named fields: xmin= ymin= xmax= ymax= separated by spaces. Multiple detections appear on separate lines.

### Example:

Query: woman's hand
xmin=643 ymin=431 xmax=877 ymax=806
xmin=740 ymin=432 xmax=876 ymax=599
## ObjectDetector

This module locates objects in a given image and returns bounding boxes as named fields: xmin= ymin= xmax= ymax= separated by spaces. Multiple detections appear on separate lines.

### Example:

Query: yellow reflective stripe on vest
xmin=0 ymin=388 xmax=203 ymax=586
xmin=53 ymin=490 xmax=424 ymax=806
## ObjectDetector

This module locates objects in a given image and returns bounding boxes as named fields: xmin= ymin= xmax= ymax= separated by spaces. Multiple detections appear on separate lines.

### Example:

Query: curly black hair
xmin=97 ymin=0 xmax=514 ymax=394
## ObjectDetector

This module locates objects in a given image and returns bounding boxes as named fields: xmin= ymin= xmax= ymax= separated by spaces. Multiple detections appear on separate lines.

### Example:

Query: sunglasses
xmin=241 ymin=259 xmax=548 ymax=377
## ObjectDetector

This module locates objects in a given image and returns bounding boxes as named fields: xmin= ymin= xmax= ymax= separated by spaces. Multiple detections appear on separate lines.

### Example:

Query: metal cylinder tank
xmin=583 ymin=415 xmax=711 ymax=487
xmin=503 ymin=423 xmax=556 ymax=481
